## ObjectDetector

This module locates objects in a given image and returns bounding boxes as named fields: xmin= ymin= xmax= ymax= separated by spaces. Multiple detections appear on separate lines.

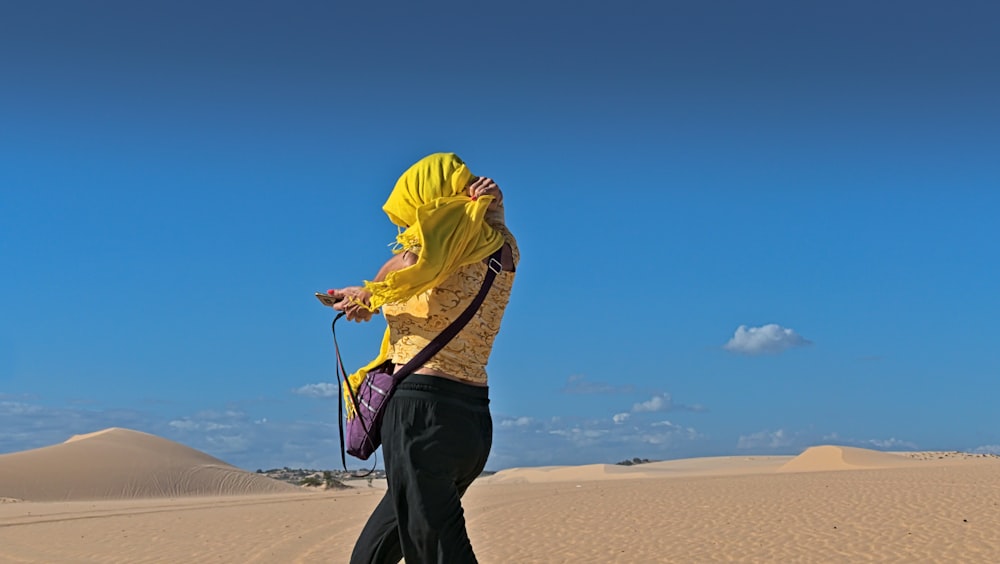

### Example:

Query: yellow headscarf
xmin=343 ymin=153 xmax=505 ymax=416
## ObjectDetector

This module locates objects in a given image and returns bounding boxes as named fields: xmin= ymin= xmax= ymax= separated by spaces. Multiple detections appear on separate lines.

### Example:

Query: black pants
xmin=350 ymin=374 xmax=493 ymax=564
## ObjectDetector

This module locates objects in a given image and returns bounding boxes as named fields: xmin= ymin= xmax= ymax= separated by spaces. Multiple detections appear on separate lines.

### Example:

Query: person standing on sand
xmin=327 ymin=152 xmax=518 ymax=564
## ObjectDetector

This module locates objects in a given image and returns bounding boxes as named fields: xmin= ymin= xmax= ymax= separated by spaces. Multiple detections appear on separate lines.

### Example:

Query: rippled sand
xmin=2 ymin=431 xmax=998 ymax=563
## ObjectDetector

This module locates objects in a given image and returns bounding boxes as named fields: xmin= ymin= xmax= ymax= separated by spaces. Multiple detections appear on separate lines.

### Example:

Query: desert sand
xmin=2 ymin=429 xmax=999 ymax=563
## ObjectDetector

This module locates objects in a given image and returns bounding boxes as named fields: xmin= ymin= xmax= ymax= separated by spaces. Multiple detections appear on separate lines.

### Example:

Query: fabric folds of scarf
xmin=342 ymin=153 xmax=504 ymax=418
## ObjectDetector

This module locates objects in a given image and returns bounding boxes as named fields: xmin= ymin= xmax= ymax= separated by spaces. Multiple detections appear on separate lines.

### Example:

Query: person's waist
xmin=396 ymin=373 xmax=490 ymax=401
xmin=391 ymin=349 xmax=488 ymax=386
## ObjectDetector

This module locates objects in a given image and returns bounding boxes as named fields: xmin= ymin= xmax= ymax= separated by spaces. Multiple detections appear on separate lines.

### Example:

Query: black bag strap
xmin=330 ymin=246 xmax=505 ymax=471
xmin=331 ymin=311 xmax=348 ymax=470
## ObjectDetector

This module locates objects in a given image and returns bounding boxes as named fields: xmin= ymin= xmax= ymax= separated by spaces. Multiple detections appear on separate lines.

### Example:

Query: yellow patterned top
xmin=381 ymin=218 xmax=518 ymax=385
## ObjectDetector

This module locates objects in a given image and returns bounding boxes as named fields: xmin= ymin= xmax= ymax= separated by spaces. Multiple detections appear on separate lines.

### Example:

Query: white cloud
xmin=499 ymin=416 xmax=534 ymax=428
xmin=974 ymin=445 xmax=1000 ymax=455
xmin=168 ymin=419 xmax=199 ymax=431
xmin=294 ymin=382 xmax=339 ymax=398
xmin=866 ymin=437 xmax=918 ymax=450
xmin=643 ymin=421 xmax=699 ymax=443
xmin=168 ymin=419 xmax=234 ymax=432
xmin=613 ymin=393 xmax=706 ymax=424
xmin=633 ymin=395 xmax=668 ymax=413
xmin=637 ymin=428 xmax=699 ymax=445
xmin=205 ymin=434 xmax=251 ymax=453
xmin=651 ymin=420 xmax=684 ymax=429
xmin=548 ymin=427 xmax=609 ymax=446
xmin=561 ymin=375 xmax=634 ymax=395
xmin=822 ymin=433 xmax=919 ymax=451
xmin=489 ymin=411 xmax=705 ymax=469
xmin=0 ymin=401 xmax=44 ymax=416
xmin=724 ymin=324 xmax=811 ymax=355
xmin=737 ymin=429 xmax=794 ymax=450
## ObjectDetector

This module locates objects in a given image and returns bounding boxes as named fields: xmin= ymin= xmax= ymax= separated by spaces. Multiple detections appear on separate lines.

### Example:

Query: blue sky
xmin=2 ymin=0 xmax=998 ymax=471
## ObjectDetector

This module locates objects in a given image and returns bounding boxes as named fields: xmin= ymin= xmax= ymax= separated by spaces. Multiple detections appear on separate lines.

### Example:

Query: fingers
xmin=469 ymin=177 xmax=503 ymax=205
xmin=329 ymin=287 xmax=375 ymax=321
xmin=330 ymin=289 xmax=349 ymax=312
xmin=326 ymin=286 xmax=372 ymax=323
xmin=345 ymin=298 xmax=369 ymax=322
xmin=469 ymin=177 xmax=495 ymax=194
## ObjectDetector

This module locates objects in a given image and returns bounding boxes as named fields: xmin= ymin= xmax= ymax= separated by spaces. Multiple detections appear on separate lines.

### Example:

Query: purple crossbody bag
xmin=329 ymin=247 xmax=504 ymax=468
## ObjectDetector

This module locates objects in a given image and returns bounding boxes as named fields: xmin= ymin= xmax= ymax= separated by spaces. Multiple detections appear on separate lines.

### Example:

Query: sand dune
xmin=486 ymin=455 xmax=794 ymax=484
xmin=486 ymin=446 xmax=943 ymax=485
xmin=2 ymin=440 xmax=999 ymax=562
xmin=0 ymin=427 xmax=299 ymax=502
xmin=777 ymin=444 xmax=920 ymax=473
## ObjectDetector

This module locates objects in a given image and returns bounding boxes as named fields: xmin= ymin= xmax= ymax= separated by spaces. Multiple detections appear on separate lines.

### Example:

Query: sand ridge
xmin=777 ymin=445 xmax=921 ymax=473
xmin=0 ymin=427 xmax=299 ymax=502
xmin=486 ymin=445 xmax=969 ymax=485
xmin=2 ymin=435 xmax=1000 ymax=562
xmin=485 ymin=455 xmax=795 ymax=484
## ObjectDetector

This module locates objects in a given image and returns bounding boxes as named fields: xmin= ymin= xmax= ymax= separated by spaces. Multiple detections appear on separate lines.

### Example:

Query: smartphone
xmin=315 ymin=292 xmax=343 ymax=307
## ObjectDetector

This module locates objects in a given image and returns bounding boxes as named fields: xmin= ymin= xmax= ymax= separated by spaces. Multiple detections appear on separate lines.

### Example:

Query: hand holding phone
xmin=319 ymin=287 xmax=376 ymax=322
xmin=315 ymin=292 xmax=343 ymax=308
